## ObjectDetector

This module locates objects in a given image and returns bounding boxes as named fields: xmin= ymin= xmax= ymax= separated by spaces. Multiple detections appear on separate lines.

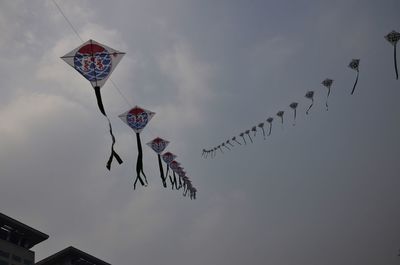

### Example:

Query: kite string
xmin=53 ymin=0 xmax=166 ymax=144
xmin=52 ymin=0 xmax=134 ymax=109
xmin=52 ymin=0 xmax=83 ymax=42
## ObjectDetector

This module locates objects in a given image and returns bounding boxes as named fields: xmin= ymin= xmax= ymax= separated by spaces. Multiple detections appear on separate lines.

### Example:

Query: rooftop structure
xmin=0 ymin=213 xmax=49 ymax=250
xmin=35 ymin=247 xmax=110 ymax=265
xmin=0 ymin=213 xmax=49 ymax=265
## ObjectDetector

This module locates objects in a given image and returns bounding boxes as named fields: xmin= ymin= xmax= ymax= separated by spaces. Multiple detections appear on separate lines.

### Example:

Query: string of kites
xmin=202 ymin=30 xmax=400 ymax=159
xmin=61 ymin=39 xmax=196 ymax=199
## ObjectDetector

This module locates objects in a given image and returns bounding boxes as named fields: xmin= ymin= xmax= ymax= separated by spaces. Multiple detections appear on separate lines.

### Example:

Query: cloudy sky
xmin=1 ymin=0 xmax=400 ymax=264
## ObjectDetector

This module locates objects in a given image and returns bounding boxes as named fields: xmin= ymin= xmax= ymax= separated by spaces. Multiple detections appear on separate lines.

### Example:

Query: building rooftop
xmin=0 ymin=212 xmax=49 ymax=249
xmin=35 ymin=246 xmax=110 ymax=265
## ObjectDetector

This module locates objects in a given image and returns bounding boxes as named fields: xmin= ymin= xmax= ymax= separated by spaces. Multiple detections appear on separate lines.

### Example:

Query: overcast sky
xmin=1 ymin=1 xmax=400 ymax=265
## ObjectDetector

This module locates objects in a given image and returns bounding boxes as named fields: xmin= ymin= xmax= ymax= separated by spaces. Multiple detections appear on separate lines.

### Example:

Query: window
xmin=0 ymin=251 xmax=9 ymax=259
xmin=23 ymin=260 xmax=31 ymax=265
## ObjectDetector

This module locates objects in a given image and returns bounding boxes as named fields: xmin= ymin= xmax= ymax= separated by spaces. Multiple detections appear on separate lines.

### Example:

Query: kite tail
xmin=94 ymin=86 xmax=106 ymax=116
xmin=268 ymin=124 xmax=272 ymax=136
xmin=351 ymin=70 xmax=359 ymax=95
xmin=94 ymin=86 xmax=123 ymax=170
xmin=241 ymin=136 xmax=247 ymax=145
xmin=157 ymin=154 xmax=167 ymax=188
xmin=178 ymin=175 xmax=182 ymax=190
xmin=224 ymin=145 xmax=231 ymax=151
xmin=173 ymin=172 xmax=179 ymax=190
xmin=166 ymin=165 xmax=175 ymax=190
xmin=134 ymin=132 xmax=148 ymax=189
xmin=234 ymin=139 xmax=242 ymax=145
xmin=248 ymin=134 xmax=253 ymax=143
xmin=219 ymin=146 xmax=224 ymax=154
xmin=293 ymin=109 xmax=297 ymax=126
xmin=306 ymin=99 xmax=314 ymax=115
xmin=325 ymin=88 xmax=331 ymax=111
xmin=105 ymin=116 xmax=123 ymax=170
xmin=394 ymin=45 xmax=398 ymax=80
xmin=228 ymin=141 xmax=234 ymax=147
xmin=261 ymin=127 xmax=266 ymax=140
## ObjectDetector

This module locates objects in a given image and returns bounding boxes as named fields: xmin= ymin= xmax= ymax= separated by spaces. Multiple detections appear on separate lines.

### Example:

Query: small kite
xmin=321 ymin=78 xmax=333 ymax=110
xmin=276 ymin=111 xmax=284 ymax=127
xmin=239 ymin=132 xmax=247 ymax=145
xmin=146 ymin=137 xmax=169 ymax=188
xmin=289 ymin=102 xmax=298 ymax=126
xmin=232 ymin=136 xmax=241 ymax=145
xmin=226 ymin=140 xmax=234 ymax=147
xmin=212 ymin=147 xmax=217 ymax=158
xmin=119 ymin=106 xmax=155 ymax=189
xmin=266 ymin=117 xmax=273 ymax=136
xmin=201 ymin=149 xmax=207 ymax=158
xmin=169 ymin=160 xmax=181 ymax=190
xmin=61 ymin=39 xmax=125 ymax=170
xmin=258 ymin=122 xmax=266 ymax=139
xmin=162 ymin=152 xmax=177 ymax=187
xmin=222 ymin=142 xmax=230 ymax=151
xmin=385 ymin=30 xmax=400 ymax=80
xmin=245 ymin=129 xmax=253 ymax=143
xmin=218 ymin=145 xmax=224 ymax=154
xmin=348 ymin=59 xmax=360 ymax=95
xmin=305 ymin=91 xmax=314 ymax=115
xmin=251 ymin=126 xmax=257 ymax=137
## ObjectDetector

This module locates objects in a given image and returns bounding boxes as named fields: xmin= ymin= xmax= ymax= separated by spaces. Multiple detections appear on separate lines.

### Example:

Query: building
xmin=35 ymin=246 xmax=110 ymax=265
xmin=0 ymin=213 xmax=110 ymax=265
xmin=0 ymin=213 xmax=49 ymax=265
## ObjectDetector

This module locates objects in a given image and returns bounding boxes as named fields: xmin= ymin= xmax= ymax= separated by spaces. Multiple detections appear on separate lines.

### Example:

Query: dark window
xmin=0 ymin=251 xmax=9 ymax=259
xmin=11 ymin=256 xmax=21 ymax=262
xmin=0 ymin=259 xmax=8 ymax=265
xmin=0 ymin=228 xmax=8 ymax=240
xmin=23 ymin=260 xmax=31 ymax=265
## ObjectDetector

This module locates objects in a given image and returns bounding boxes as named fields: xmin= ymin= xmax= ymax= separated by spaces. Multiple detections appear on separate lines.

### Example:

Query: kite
xmin=266 ymin=117 xmax=273 ymax=136
xmin=169 ymin=160 xmax=181 ymax=190
xmin=61 ymin=39 xmax=125 ymax=170
xmin=276 ymin=111 xmax=284 ymax=128
xmin=245 ymin=129 xmax=253 ymax=143
xmin=305 ymin=91 xmax=314 ymax=115
xmin=218 ymin=145 xmax=224 ymax=154
xmin=232 ymin=136 xmax=241 ymax=145
xmin=222 ymin=142 xmax=231 ymax=151
xmin=385 ymin=30 xmax=400 ymax=80
xmin=348 ymin=59 xmax=360 ymax=95
xmin=258 ymin=122 xmax=266 ymax=139
xmin=201 ymin=149 xmax=207 ymax=158
xmin=239 ymin=132 xmax=247 ymax=145
xmin=146 ymin=137 xmax=169 ymax=188
xmin=119 ymin=106 xmax=155 ymax=189
xmin=251 ymin=126 xmax=257 ymax=137
xmin=321 ymin=78 xmax=333 ymax=110
xmin=289 ymin=102 xmax=298 ymax=125
xmin=162 ymin=152 xmax=177 ymax=187
xmin=226 ymin=140 xmax=234 ymax=148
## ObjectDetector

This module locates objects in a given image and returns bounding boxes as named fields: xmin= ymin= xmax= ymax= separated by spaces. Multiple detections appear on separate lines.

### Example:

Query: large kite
xmin=61 ymin=39 xmax=125 ymax=170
